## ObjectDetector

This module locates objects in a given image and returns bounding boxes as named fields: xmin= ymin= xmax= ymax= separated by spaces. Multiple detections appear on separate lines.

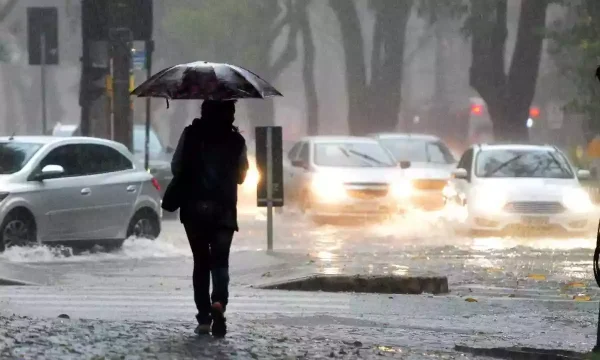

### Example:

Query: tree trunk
xmin=298 ymin=1 xmax=319 ymax=135
xmin=469 ymin=0 xmax=548 ymax=142
xmin=329 ymin=0 xmax=368 ymax=135
xmin=367 ymin=0 xmax=413 ymax=134
xmin=330 ymin=0 xmax=412 ymax=135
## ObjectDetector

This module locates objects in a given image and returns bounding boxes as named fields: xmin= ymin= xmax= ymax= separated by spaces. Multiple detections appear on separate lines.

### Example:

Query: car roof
xmin=476 ymin=143 xmax=557 ymax=152
xmin=301 ymin=136 xmax=380 ymax=144
xmin=370 ymin=133 xmax=440 ymax=141
xmin=0 ymin=136 xmax=131 ymax=151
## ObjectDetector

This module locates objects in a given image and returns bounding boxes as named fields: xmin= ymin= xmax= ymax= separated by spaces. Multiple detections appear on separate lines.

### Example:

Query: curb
xmin=455 ymin=345 xmax=587 ymax=360
xmin=259 ymin=274 xmax=449 ymax=295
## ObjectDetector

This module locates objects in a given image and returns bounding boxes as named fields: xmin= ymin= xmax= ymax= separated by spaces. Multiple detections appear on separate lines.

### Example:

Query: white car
xmin=443 ymin=144 xmax=596 ymax=235
xmin=284 ymin=136 xmax=410 ymax=221
xmin=0 ymin=136 xmax=162 ymax=252
xmin=371 ymin=133 xmax=457 ymax=211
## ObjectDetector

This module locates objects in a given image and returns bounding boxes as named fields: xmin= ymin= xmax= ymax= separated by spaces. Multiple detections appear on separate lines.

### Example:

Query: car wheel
xmin=127 ymin=209 xmax=160 ymax=240
xmin=0 ymin=209 xmax=37 ymax=252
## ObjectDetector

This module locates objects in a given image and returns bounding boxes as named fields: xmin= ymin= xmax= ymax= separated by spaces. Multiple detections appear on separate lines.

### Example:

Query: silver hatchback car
xmin=0 ymin=136 xmax=162 ymax=252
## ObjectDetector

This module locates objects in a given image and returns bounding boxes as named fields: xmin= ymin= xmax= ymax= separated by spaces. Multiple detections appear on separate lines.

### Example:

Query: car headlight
xmin=242 ymin=167 xmax=260 ymax=192
xmin=390 ymin=180 xmax=412 ymax=199
xmin=472 ymin=187 xmax=507 ymax=212
xmin=563 ymin=187 xmax=593 ymax=212
xmin=311 ymin=173 xmax=345 ymax=202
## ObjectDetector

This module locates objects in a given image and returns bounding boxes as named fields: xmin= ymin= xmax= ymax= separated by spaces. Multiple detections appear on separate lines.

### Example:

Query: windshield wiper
xmin=483 ymin=154 xmax=525 ymax=177
xmin=347 ymin=149 xmax=387 ymax=166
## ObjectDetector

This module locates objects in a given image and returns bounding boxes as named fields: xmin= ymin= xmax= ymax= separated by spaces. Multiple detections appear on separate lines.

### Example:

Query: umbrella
xmin=131 ymin=61 xmax=283 ymax=108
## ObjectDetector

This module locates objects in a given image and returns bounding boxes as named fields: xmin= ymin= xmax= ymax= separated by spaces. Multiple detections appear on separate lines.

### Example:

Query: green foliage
xmin=162 ymin=0 xmax=281 ymax=66
xmin=547 ymin=0 xmax=600 ymax=134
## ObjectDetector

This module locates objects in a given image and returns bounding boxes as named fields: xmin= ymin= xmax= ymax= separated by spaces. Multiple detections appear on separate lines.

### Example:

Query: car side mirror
xmin=577 ymin=169 xmax=591 ymax=180
xmin=398 ymin=160 xmax=411 ymax=169
xmin=292 ymin=160 xmax=308 ymax=169
xmin=452 ymin=168 xmax=468 ymax=180
xmin=33 ymin=165 xmax=65 ymax=181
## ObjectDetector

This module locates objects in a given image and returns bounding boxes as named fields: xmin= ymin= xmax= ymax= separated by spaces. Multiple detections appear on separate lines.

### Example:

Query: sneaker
xmin=194 ymin=323 xmax=211 ymax=335
xmin=210 ymin=302 xmax=227 ymax=337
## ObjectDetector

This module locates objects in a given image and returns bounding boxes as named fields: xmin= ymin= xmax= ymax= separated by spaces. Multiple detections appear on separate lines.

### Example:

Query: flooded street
xmin=1 ymin=207 xmax=596 ymax=297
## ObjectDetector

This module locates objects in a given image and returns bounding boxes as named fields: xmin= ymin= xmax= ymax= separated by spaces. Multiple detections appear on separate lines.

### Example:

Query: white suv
xmin=442 ymin=144 xmax=596 ymax=235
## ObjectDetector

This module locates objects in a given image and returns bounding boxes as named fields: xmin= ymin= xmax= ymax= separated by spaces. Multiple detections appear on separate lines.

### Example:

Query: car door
xmin=33 ymin=144 xmax=96 ymax=241
xmin=77 ymin=144 xmax=138 ymax=240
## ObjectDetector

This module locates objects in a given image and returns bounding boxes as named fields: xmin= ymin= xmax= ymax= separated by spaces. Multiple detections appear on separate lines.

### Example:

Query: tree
xmin=162 ymin=0 xmax=300 ymax=129
xmin=330 ymin=0 xmax=413 ymax=135
xmin=467 ymin=0 xmax=550 ymax=141
xmin=547 ymin=0 xmax=600 ymax=140
xmin=297 ymin=1 xmax=319 ymax=135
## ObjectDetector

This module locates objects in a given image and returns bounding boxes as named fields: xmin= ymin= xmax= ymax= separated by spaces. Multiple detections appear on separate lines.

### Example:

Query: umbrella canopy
xmin=131 ymin=61 xmax=282 ymax=104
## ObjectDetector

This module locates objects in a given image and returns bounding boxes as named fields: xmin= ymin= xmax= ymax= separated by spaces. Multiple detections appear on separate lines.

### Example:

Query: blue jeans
xmin=183 ymin=223 xmax=233 ymax=325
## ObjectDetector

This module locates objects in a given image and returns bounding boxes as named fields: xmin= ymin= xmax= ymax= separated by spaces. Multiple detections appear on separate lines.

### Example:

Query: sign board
xmin=133 ymin=50 xmax=145 ymax=70
xmin=27 ymin=7 xmax=59 ymax=65
xmin=255 ymin=126 xmax=284 ymax=207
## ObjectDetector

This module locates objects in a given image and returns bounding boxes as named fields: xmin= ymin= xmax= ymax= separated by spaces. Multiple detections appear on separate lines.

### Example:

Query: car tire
xmin=0 ymin=209 xmax=37 ymax=252
xmin=126 ymin=209 xmax=161 ymax=240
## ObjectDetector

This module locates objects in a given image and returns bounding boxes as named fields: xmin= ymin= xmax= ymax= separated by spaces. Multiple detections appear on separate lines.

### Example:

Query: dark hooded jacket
xmin=171 ymin=108 xmax=248 ymax=231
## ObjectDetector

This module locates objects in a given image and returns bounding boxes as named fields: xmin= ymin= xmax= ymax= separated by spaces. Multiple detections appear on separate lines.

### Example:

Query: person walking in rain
xmin=171 ymin=100 xmax=249 ymax=337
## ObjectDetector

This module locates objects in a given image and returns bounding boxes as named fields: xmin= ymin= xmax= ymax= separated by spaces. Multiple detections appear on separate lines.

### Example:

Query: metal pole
xmin=144 ymin=40 xmax=154 ymax=171
xmin=40 ymin=33 xmax=47 ymax=135
xmin=266 ymin=127 xmax=274 ymax=252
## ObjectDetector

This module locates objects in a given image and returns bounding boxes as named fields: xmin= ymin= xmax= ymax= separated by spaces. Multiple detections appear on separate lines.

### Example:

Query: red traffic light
xmin=529 ymin=107 xmax=540 ymax=118
xmin=471 ymin=105 xmax=483 ymax=115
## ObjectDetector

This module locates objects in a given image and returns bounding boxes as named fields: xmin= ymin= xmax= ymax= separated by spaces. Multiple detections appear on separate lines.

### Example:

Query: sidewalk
xmin=0 ymin=286 xmax=598 ymax=359
xmin=0 ymin=314 xmax=485 ymax=360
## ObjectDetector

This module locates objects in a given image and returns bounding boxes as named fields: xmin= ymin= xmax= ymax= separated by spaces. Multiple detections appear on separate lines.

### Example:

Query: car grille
xmin=503 ymin=201 xmax=565 ymax=214
xmin=345 ymin=183 xmax=389 ymax=199
xmin=412 ymin=179 xmax=448 ymax=191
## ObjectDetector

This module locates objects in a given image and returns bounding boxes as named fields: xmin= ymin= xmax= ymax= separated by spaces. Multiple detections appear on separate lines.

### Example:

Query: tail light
xmin=471 ymin=104 xmax=483 ymax=115
xmin=151 ymin=177 xmax=161 ymax=191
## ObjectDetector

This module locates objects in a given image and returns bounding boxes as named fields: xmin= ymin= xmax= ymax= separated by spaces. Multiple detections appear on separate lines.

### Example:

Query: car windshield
xmin=314 ymin=142 xmax=395 ymax=167
xmin=0 ymin=142 xmax=43 ymax=174
xmin=475 ymin=149 xmax=574 ymax=178
xmin=133 ymin=126 xmax=163 ymax=155
xmin=378 ymin=138 xmax=455 ymax=164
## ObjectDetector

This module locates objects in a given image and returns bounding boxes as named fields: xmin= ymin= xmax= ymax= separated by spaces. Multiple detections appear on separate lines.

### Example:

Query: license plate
xmin=521 ymin=216 xmax=550 ymax=226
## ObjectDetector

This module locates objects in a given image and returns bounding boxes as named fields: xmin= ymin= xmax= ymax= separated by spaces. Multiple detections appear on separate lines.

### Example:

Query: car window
xmin=475 ymin=149 xmax=574 ymax=179
xmin=298 ymin=142 xmax=309 ymax=162
xmin=288 ymin=142 xmax=302 ymax=161
xmin=313 ymin=142 xmax=395 ymax=168
xmin=133 ymin=125 xmax=163 ymax=155
xmin=0 ymin=142 xmax=43 ymax=175
xmin=79 ymin=144 xmax=133 ymax=175
xmin=427 ymin=142 xmax=456 ymax=164
xmin=39 ymin=144 xmax=86 ymax=177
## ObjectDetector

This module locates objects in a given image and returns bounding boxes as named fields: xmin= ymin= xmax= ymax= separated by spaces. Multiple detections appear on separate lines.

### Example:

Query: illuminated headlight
xmin=562 ymin=188 xmax=593 ymax=213
xmin=311 ymin=174 xmax=345 ymax=202
xmin=472 ymin=188 xmax=507 ymax=212
xmin=242 ymin=167 xmax=260 ymax=192
xmin=390 ymin=180 xmax=413 ymax=199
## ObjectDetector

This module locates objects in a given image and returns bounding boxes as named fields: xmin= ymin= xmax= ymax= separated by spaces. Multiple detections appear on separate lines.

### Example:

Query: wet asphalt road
xmin=0 ymin=207 xmax=599 ymax=358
